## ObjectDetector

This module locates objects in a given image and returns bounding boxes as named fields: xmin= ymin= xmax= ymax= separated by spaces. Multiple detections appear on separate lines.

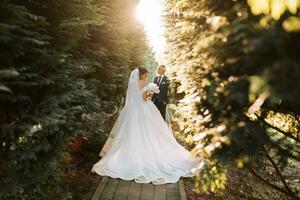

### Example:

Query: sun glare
xmin=136 ymin=0 xmax=165 ymax=63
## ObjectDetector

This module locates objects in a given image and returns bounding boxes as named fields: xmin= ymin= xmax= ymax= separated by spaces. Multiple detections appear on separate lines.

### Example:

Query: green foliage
xmin=164 ymin=0 xmax=300 ymax=198
xmin=0 ymin=0 xmax=155 ymax=199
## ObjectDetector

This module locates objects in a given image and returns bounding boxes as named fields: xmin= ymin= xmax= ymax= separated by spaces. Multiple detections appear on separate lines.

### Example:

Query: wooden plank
xmin=113 ymin=179 xmax=131 ymax=200
xmin=100 ymin=178 xmax=119 ymax=199
xmin=178 ymin=179 xmax=187 ymax=200
xmin=91 ymin=176 xmax=109 ymax=200
xmin=127 ymin=181 xmax=142 ymax=200
xmin=154 ymin=184 xmax=167 ymax=200
xmin=91 ymin=178 xmax=183 ymax=200
xmin=140 ymin=183 xmax=154 ymax=200
xmin=167 ymin=195 xmax=179 ymax=200
xmin=167 ymin=183 xmax=178 ymax=190
xmin=166 ymin=183 xmax=179 ymax=200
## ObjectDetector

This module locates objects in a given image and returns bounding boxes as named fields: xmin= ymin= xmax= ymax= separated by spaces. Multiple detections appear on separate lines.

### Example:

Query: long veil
xmin=99 ymin=69 xmax=140 ymax=157
xmin=125 ymin=68 xmax=141 ymax=105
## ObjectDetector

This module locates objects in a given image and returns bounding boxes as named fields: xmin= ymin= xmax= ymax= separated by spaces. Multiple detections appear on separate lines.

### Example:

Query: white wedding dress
xmin=91 ymin=69 xmax=203 ymax=184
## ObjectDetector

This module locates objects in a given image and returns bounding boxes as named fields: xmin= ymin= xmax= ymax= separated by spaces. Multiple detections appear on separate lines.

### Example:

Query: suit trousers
xmin=153 ymin=100 xmax=166 ymax=120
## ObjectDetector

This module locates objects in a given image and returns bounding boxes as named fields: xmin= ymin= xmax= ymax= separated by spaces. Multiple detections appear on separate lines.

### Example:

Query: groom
xmin=152 ymin=65 xmax=169 ymax=120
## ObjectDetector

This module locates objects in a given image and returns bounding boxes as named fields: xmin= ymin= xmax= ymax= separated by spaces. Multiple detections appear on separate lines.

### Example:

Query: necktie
xmin=158 ymin=76 xmax=163 ymax=86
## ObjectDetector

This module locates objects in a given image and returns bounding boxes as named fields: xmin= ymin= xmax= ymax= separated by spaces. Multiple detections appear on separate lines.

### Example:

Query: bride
xmin=91 ymin=67 xmax=203 ymax=185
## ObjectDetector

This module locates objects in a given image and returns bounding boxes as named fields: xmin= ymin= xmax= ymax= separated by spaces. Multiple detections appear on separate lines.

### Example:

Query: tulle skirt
xmin=91 ymin=100 xmax=203 ymax=184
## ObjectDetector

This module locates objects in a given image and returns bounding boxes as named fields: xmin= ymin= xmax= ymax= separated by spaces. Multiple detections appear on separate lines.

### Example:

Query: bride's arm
xmin=140 ymin=81 xmax=152 ymax=101
xmin=143 ymin=91 xmax=153 ymax=101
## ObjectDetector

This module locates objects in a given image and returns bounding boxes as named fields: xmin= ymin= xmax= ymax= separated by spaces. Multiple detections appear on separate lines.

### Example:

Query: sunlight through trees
xmin=164 ymin=0 xmax=300 ymax=198
xmin=0 ymin=0 xmax=156 ymax=198
xmin=1 ymin=0 xmax=300 ymax=199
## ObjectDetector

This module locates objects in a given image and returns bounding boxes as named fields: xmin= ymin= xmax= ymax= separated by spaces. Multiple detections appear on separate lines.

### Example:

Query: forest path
xmin=91 ymin=176 xmax=186 ymax=200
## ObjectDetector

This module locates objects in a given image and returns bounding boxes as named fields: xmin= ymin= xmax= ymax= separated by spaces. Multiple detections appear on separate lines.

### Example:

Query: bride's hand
xmin=143 ymin=92 xmax=152 ymax=101
xmin=148 ymin=92 xmax=154 ymax=97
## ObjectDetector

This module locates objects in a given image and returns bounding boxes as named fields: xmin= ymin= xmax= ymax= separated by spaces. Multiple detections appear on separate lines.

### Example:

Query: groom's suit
xmin=152 ymin=75 xmax=169 ymax=120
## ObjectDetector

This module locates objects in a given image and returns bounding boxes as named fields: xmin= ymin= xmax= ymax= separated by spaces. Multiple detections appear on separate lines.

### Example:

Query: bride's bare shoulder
xmin=138 ymin=80 xmax=148 ymax=89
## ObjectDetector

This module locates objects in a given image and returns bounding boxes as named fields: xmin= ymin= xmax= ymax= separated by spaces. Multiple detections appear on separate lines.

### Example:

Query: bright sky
xmin=135 ymin=0 xmax=166 ymax=64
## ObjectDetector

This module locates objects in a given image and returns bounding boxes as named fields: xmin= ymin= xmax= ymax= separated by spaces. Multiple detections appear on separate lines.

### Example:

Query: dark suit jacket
xmin=152 ymin=75 xmax=169 ymax=105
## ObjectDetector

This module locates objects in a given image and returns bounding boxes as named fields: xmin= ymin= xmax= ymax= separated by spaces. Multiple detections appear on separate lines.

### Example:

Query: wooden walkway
xmin=91 ymin=177 xmax=186 ymax=200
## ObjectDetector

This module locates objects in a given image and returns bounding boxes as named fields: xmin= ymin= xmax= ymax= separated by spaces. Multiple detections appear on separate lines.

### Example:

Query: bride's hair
xmin=138 ymin=66 xmax=148 ymax=78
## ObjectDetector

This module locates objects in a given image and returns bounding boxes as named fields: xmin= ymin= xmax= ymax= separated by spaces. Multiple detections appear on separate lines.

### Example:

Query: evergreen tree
xmin=0 ymin=0 xmax=156 ymax=198
xmin=164 ymin=0 xmax=300 ymax=198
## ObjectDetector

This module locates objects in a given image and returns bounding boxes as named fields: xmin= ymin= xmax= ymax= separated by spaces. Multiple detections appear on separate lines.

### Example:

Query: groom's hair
xmin=138 ymin=66 xmax=148 ymax=78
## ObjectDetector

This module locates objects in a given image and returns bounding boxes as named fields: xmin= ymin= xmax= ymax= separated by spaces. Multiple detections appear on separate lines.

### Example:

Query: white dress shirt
xmin=157 ymin=75 xmax=164 ymax=86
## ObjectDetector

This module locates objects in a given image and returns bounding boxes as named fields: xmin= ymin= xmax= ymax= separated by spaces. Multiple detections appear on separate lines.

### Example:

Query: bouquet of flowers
xmin=144 ymin=83 xmax=160 ymax=94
